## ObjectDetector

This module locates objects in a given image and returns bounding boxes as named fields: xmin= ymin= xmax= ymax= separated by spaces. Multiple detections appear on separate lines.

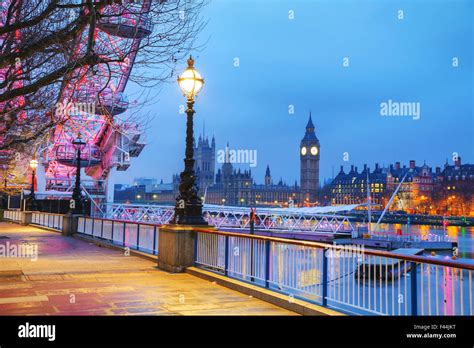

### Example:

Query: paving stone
xmin=0 ymin=222 xmax=295 ymax=316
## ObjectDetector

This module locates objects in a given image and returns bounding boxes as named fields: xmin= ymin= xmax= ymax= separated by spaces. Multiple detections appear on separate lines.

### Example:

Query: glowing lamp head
xmin=29 ymin=157 xmax=38 ymax=170
xmin=177 ymin=56 xmax=204 ymax=99
xmin=72 ymin=133 xmax=86 ymax=151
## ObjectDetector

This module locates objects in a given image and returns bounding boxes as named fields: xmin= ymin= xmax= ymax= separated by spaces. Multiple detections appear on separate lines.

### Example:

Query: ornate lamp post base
xmin=174 ymin=150 xmax=208 ymax=225
xmin=175 ymin=197 xmax=207 ymax=225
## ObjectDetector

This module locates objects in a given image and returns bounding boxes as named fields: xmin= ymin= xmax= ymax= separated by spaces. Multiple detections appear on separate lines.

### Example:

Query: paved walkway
xmin=0 ymin=222 xmax=295 ymax=315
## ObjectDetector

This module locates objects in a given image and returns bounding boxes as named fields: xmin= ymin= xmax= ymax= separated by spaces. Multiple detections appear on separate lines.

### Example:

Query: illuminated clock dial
xmin=311 ymin=146 xmax=318 ymax=155
xmin=301 ymin=146 xmax=307 ymax=155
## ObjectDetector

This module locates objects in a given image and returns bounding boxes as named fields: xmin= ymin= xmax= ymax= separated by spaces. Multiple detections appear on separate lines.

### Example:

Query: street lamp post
xmin=1 ymin=164 xmax=7 ymax=190
xmin=70 ymin=134 xmax=86 ymax=215
xmin=174 ymin=55 xmax=207 ymax=225
xmin=28 ymin=156 xmax=38 ymax=210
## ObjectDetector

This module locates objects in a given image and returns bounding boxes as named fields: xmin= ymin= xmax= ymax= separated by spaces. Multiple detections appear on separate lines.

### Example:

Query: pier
xmin=336 ymin=237 xmax=457 ymax=251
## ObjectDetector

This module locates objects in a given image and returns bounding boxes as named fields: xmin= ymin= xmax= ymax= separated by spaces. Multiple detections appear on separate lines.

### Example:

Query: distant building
xmin=133 ymin=177 xmax=157 ymax=191
xmin=331 ymin=163 xmax=387 ymax=206
xmin=205 ymin=160 xmax=298 ymax=206
xmin=114 ymin=179 xmax=175 ymax=204
xmin=204 ymin=113 xmax=317 ymax=206
xmin=194 ymin=133 xmax=215 ymax=196
xmin=386 ymin=160 xmax=436 ymax=213
xmin=330 ymin=158 xmax=474 ymax=216
xmin=114 ymin=183 xmax=146 ymax=202
xmin=434 ymin=157 xmax=474 ymax=216
xmin=115 ymin=113 xmax=320 ymax=207
xmin=299 ymin=113 xmax=320 ymax=203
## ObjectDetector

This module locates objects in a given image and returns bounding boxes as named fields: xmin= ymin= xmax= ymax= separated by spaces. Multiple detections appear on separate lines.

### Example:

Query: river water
xmin=371 ymin=223 xmax=474 ymax=262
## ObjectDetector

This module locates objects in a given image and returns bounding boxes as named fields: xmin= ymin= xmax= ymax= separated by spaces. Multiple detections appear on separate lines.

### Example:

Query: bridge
xmin=96 ymin=203 xmax=359 ymax=235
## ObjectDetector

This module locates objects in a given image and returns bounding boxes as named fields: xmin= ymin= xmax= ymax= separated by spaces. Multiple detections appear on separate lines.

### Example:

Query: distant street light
xmin=174 ymin=55 xmax=207 ymax=225
xmin=28 ymin=156 xmax=38 ymax=210
xmin=70 ymin=134 xmax=86 ymax=215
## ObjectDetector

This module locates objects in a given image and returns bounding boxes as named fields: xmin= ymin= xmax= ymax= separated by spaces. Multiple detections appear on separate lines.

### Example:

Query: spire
xmin=306 ymin=111 xmax=314 ymax=131
xmin=224 ymin=142 xmax=231 ymax=164
xmin=301 ymin=110 xmax=319 ymax=145
xmin=265 ymin=164 xmax=271 ymax=176
xmin=264 ymin=165 xmax=271 ymax=186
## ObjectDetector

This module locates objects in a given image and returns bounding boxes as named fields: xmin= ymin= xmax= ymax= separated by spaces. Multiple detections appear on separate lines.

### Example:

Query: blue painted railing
xmin=77 ymin=216 xmax=158 ymax=255
xmin=193 ymin=228 xmax=474 ymax=316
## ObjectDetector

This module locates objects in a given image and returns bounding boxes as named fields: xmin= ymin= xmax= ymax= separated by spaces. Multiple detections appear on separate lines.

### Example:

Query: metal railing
xmin=31 ymin=212 xmax=63 ymax=231
xmin=77 ymin=216 xmax=158 ymax=255
xmin=3 ymin=209 xmax=22 ymax=222
xmin=193 ymin=228 xmax=474 ymax=316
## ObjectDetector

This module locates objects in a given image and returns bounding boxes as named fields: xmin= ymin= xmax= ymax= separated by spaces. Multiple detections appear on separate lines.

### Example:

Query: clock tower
xmin=300 ymin=112 xmax=320 ymax=203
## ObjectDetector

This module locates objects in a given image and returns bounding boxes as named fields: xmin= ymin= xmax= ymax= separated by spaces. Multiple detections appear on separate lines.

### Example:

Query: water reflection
xmin=368 ymin=223 xmax=474 ymax=261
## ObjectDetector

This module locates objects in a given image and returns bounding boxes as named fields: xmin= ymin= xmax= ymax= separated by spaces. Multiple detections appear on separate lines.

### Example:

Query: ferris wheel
xmin=41 ymin=1 xmax=152 ymax=204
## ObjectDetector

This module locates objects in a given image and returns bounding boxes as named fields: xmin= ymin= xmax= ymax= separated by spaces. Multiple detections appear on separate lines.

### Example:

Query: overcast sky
xmin=114 ymin=0 xmax=473 ymax=186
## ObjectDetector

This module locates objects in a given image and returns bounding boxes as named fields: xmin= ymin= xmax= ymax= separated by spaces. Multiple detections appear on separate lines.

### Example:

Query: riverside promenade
xmin=0 ymin=222 xmax=295 ymax=315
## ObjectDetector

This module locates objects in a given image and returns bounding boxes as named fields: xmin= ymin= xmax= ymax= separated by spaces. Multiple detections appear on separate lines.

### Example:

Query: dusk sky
xmin=115 ymin=0 xmax=473 ymax=186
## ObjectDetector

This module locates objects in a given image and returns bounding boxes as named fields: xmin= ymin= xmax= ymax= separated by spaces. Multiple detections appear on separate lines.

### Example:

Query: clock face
xmin=311 ymin=146 xmax=318 ymax=156
xmin=301 ymin=146 xmax=307 ymax=156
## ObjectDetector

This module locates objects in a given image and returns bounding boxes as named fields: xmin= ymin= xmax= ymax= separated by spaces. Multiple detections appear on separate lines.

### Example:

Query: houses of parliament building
xmin=116 ymin=114 xmax=322 ymax=207
xmin=190 ymin=113 xmax=321 ymax=206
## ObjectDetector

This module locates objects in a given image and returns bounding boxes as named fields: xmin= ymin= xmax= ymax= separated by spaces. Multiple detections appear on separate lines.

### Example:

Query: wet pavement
xmin=0 ymin=222 xmax=295 ymax=315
